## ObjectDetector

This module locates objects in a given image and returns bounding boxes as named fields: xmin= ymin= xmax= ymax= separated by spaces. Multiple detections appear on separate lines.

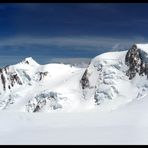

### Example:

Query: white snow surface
xmin=136 ymin=44 xmax=148 ymax=53
xmin=1 ymin=95 xmax=148 ymax=145
xmin=0 ymin=44 xmax=148 ymax=144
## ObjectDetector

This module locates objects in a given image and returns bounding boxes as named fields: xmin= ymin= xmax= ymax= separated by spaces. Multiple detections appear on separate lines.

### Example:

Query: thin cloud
xmin=0 ymin=36 xmax=146 ymax=52
xmin=0 ymin=35 xmax=147 ymax=67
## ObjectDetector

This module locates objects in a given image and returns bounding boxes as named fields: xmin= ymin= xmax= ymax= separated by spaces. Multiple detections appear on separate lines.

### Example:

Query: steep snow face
xmin=80 ymin=44 xmax=148 ymax=111
xmin=80 ymin=51 xmax=135 ymax=109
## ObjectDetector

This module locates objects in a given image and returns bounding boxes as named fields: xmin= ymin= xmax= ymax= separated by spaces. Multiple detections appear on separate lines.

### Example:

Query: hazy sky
xmin=0 ymin=3 xmax=148 ymax=65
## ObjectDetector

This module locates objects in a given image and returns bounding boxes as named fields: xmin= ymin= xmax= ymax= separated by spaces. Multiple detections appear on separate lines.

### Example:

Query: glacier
xmin=0 ymin=44 xmax=148 ymax=144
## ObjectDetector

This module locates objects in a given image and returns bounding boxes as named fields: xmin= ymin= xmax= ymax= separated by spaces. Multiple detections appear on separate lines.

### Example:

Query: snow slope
xmin=0 ymin=44 xmax=148 ymax=144
xmin=0 ymin=58 xmax=85 ymax=112
xmin=0 ymin=93 xmax=148 ymax=145
xmin=0 ymin=44 xmax=148 ymax=112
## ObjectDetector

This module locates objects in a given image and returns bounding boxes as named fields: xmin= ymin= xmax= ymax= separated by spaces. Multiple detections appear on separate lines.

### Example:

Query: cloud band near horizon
xmin=0 ymin=36 xmax=147 ymax=52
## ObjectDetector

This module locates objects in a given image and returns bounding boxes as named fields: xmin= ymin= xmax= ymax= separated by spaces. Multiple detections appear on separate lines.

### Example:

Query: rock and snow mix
xmin=0 ymin=44 xmax=148 ymax=144
xmin=0 ymin=44 xmax=148 ymax=112
xmin=26 ymin=90 xmax=67 ymax=112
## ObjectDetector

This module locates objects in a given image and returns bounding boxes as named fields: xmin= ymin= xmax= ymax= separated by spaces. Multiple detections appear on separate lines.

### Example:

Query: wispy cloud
xmin=0 ymin=36 xmax=147 ymax=52
xmin=0 ymin=35 xmax=147 ymax=67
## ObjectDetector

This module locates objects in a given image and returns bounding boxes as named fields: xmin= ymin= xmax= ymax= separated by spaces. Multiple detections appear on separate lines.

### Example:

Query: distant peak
xmin=21 ymin=57 xmax=39 ymax=65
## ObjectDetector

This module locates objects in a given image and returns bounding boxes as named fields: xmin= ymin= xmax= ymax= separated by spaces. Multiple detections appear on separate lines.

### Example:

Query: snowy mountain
xmin=80 ymin=44 xmax=148 ymax=111
xmin=0 ymin=56 xmax=85 ymax=112
xmin=0 ymin=44 xmax=148 ymax=113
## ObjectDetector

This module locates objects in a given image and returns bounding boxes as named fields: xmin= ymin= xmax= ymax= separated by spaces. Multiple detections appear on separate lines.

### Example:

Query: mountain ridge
xmin=0 ymin=44 xmax=148 ymax=112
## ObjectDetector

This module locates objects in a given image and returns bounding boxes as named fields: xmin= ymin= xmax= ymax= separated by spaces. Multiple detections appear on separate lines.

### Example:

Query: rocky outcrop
xmin=38 ymin=72 xmax=48 ymax=81
xmin=125 ymin=44 xmax=148 ymax=79
xmin=26 ymin=91 xmax=64 ymax=112
xmin=10 ymin=74 xmax=22 ymax=86
xmin=1 ymin=73 xmax=6 ymax=91
xmin=0 ymin=66 xmax=23 ymax=91
xmin=80 ymin=69 xmax=90 ymax=89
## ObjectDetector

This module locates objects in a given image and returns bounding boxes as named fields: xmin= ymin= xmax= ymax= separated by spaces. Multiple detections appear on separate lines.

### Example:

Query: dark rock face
xmin=38 ymin=72 xmax=48 ymax=81
xmin=1 ymin=74 xmax=6 ymax=91
xmin=0 ymin=66 xmax=23 ymax=91
xmin=10 ymin=74 xmax=22 ymax=86
xmin=33 ymin=105 xmax=41 ymax=112
xmin=125 ymin=44 xmax=148 ymax=79
xmin=80 ymin=69 xmax=90 ymax=89
xmin=25 ymin=60 xmax=29 ymax=64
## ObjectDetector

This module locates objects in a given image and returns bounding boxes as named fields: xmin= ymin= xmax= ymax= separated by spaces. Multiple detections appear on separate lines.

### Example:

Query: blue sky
xmin=0 ymin=3 xmax=148 ymax=65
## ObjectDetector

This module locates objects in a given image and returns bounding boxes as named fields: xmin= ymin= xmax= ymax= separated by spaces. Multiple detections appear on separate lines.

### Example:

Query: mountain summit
xmin=20 ymin=57 xmax=39 ymax=66
xmin=0 ymin=44 xmax=148 ymax=112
